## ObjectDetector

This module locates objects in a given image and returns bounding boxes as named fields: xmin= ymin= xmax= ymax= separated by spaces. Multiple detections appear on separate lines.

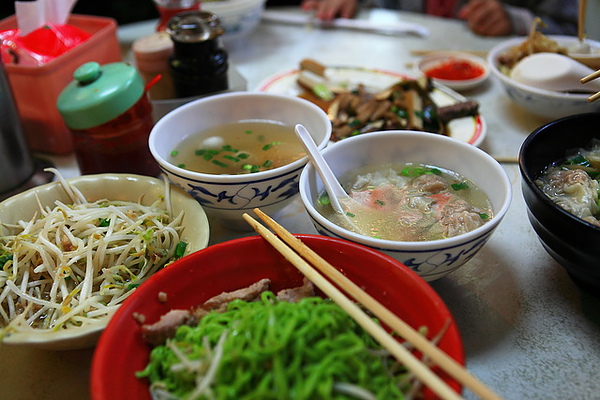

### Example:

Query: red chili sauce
xmin=424 ymin=58 xmax=485 ymax=81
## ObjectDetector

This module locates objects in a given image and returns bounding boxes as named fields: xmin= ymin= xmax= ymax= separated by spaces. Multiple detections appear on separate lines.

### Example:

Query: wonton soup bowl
xmin=0 ymin=174 xmax=210 ymax=350
xmin=299 ymin=131 xmax=512 ymax=282
xmin=91 ymin=234 xmax=464 ymax=400
xmin=487 ymin=36 xmax=600 ymax=120
xmin=149 ymin=91 xmax=331 ymax=230
xmin=519 ymin=113 xmax=600 ymax=294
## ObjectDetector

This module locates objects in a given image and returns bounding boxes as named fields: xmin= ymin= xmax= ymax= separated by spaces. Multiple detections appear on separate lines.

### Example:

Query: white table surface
xmin=2 ymin=7 xmax=600 ymax=400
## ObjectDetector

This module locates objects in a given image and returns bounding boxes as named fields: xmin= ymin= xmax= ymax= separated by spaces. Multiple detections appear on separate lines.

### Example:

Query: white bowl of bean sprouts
xmin=0 ymin=172 xmax=210 ymax=350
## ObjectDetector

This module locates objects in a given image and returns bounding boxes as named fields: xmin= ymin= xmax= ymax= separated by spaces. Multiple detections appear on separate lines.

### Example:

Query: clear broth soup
xmin=169 ymin=121 xmax=306 ymax=174
xmin=316 ymin=163 xmax=493 ymax=241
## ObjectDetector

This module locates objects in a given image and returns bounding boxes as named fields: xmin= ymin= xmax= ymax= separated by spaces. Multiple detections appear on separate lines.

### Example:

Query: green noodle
xmin=137 ymin=292 xmax=412 ymax=399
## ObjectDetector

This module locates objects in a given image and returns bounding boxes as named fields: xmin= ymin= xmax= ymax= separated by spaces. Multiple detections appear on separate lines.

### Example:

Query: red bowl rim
xmin=90 ymin=234 xmax=465 ymax=399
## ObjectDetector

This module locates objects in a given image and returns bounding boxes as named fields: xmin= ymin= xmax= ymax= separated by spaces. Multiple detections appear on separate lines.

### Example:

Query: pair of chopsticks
xmin=581 ymin=69 xmax=600 ymax=103
xmin=243 ymin=208 xmax=503 ymax=400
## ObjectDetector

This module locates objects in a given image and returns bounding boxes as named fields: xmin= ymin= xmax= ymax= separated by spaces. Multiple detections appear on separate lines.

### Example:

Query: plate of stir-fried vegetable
xmin=257 ymin=60 xmax=486 ymax=146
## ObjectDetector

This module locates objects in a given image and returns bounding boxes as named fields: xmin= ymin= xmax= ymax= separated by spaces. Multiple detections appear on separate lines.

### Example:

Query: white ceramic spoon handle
xmin=295 ymin=124 xmax=348 ymax=214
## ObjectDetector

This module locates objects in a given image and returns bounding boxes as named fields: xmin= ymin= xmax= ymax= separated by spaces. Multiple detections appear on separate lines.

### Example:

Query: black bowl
xmin=519 ymin=112 xmax=600 ymax=294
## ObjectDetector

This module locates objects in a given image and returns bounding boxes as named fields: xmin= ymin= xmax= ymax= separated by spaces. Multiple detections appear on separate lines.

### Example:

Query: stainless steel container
xmin=0 ymin=60 xmax=35 ymax=194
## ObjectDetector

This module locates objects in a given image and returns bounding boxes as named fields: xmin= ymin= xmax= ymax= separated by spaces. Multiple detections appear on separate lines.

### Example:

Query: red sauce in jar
xmin=70 ymin=95 xmax=160 ymax=177
xmin=424 ymin=59 xmax=485 ymax=81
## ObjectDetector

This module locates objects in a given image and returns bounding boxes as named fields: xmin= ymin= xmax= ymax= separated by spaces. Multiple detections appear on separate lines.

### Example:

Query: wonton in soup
xmin=536 ymin=141 xmax=600 ymax=227
xmin=316 ymin=163 xmax=493 ymax=241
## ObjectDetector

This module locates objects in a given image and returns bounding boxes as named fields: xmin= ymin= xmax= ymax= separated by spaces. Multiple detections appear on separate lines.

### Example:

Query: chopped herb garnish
xmin=348 ymin=119 xmax=362 ymax=128
xmin=451 ymin=182 xmax=469 ymax=191
xmin=174 ymin=241 xmax=187 ymax=259
xmin=479 ymin=212 xmax=490 ymax=220
xmin=401 ymin=165 xmax=440 ymax=177
xmin=565 ymin=154 xmax=590 ymax=167
xmin=245 ymin=130 xmax=253 ymax=134
xmin=312 ymin=83 xmax=334 ymax=101
xmin=178 ymin=163 xmax=186 ymax=168
xmin=262 ymin=160 xmax=273 ymax=168
xmin=223 ymin=155 xmax=240 ymax=162
xmin=0 ymin=251 xmax=11 ymax=268
xmin=318 ymin=194 xmax=331 ymax=206
xmin=242 ymin=164 xmax=260 ymax=173
xmin=212 ymin=160 xmax=228 ymax=168
xmin=238 ymin=153 xmax=250 ymax=159
xmin=262 ymin=142 xmax=281 ymax=151
xmin=170 ymin=150 xmax=179 ymax=157
xmin=375 ymin=199 xmax=386 ymax=206
xmin=98 ymin=218 xmax=111 ymax=227
xmin=346 ymin=212 xmax=356 ymax=218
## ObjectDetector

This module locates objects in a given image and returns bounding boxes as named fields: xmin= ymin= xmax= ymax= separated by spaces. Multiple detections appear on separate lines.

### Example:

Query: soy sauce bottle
xmin=166 ymin=11 xmax=229 ymax=98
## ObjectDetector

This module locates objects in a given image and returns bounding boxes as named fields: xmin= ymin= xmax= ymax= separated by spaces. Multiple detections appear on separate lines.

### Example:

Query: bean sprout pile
xmin=0 ymin=171 xmax=187 ymax=338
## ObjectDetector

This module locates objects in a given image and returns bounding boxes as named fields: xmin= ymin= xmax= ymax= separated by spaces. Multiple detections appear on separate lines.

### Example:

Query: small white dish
xmin=416 ymin=51 xmax=490 ymax=91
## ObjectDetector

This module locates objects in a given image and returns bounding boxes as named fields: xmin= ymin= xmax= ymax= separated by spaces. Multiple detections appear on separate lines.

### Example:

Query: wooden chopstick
xmin=247 ymin=208 xmax=504 ymax=400
xmin=242 ymin=212 xmax=464 ymax=400
xmin=581 ymin=69 xmax=600 ymax=102
xmin=581 ymin=69 xmax=600 ymax=84
xmin=492 ymin=155 xmax=519 ymax=164
xmin=588 ymin=91 xmax=600 ymax=102
xmin=578 ymin=0 xmax=587 ymax=43
xmin=411 ymin=49 xmax=488 ymax=57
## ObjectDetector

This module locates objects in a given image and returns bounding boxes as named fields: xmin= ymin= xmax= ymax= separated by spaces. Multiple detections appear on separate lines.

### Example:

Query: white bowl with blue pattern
xmin=149 ymin=91 xmax=331 ymax=230
xmin=299 ymin=131 xmax=512 ymax=282
xmin=488 ymin=36 xmax=600 ymax=120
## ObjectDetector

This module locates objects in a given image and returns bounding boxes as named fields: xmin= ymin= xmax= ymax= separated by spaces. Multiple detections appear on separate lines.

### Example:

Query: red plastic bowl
xmin=90 ymin=234 xmax=464 ymax=399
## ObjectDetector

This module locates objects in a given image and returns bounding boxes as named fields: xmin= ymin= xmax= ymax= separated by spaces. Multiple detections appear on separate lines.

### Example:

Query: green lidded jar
xmin=57 ymin=61 xmax=159 ymax=176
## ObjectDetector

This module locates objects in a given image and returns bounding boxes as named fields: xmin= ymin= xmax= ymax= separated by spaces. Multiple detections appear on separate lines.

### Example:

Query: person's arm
xmin=501 ymin=1 xmax=578 ymax=36
xmin=301 ymin=0 xmax=359 ymax=20
xmin=458 ymin=0 xmax=512 ymax=36
xmin=458 ymin=0 xmax=578 ymax=37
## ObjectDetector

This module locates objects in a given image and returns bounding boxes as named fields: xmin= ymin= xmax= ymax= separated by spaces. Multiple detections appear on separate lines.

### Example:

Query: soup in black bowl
xmin=519 ymin=112 xmax=600 ymax=295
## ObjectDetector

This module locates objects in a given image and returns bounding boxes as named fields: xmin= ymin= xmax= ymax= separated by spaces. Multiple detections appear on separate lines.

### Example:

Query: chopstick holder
xmin=244 ymin=208 xmax=504 ymax=400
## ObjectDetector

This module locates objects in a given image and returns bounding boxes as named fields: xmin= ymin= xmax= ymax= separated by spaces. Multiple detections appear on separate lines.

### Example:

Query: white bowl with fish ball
xmin=299 ymin=131 xmax=512 ymax=282
xmin=149 ymin=92 xmax=331 ymax=230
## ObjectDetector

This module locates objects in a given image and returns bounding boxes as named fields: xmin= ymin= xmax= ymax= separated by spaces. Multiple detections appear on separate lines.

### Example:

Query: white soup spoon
xmin=510 ymin=52 xmax=600 ymax=93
